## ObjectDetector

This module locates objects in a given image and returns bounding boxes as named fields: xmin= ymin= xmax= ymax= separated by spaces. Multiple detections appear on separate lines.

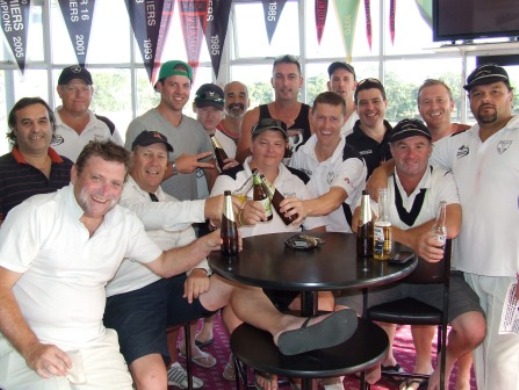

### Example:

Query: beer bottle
xmin=252 ymin=170 xmax=273 ymax=221
xmin=209 ymin=133 xmax=229 ymax=173
xmin=432 ymin=201 xmax=447 ymax=249
xmin=373 ymin=188 xmax=392 ymax=260
xmin=221 ymin=190 xmax=239 ymax=255
xmin=260 ymin=174 xmax=297 ymax=225
xmin=356 ymin=190 xmax=373 ymax=257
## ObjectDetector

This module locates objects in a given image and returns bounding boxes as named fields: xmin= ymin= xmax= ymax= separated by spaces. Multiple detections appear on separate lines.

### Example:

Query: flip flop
xmin=194 ymin=337 xmax=214 ymax=348
xmin=179 ymin=350 xmax=217 ymax=368
xmin=400 ymin=378 xmax=428 ymax=390
xmin=277 ymin=309 xmax=358 ymax=356
xmin=382 ymin=363 xmax=404 ymax=381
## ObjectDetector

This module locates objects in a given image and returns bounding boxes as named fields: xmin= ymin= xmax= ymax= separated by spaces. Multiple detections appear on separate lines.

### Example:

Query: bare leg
xmin=195 ymin=314 xmax=216 ymax=345
xmin=454 ymin=352 xmax=473 ymax=390
xmin=411 ymin=325 xmax=435 ymax=375
xmin=130 ymin=354 xmax=168 ymax=390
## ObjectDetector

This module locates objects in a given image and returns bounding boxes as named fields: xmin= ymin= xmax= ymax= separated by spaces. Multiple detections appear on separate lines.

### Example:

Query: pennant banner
xmin=58 ymin=0 xmax=96 ymax=66
xmin=0 ymin=0 xmax=31 ymax=74
xmin=363 ymin=0 xmax=372 ymax=50
xmin=315 ymin=0 xmax=328 ymax=45
xmin=415 ymin=0 xmax=433 ymax=26
xmin=262 ymin=0 xmax=287 ymax=44
xmin=204 ymin=0 xmax=231 ymax=79
xmin=333 ymin=0 xmax=360 ymax=63
xmin=389 ymin=0 xmax=396 ymax=44
xmin=124 ymin=0 xmax=169 ymax=83
xmin=152 ymin=0 xmax=175 ymax=83
xmin=179 ymin=0 xmax=208 ymax=81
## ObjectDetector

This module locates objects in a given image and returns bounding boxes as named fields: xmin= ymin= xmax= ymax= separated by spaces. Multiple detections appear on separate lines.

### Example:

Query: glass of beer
xmin=232 ymin=175 xmax=253 ymax=207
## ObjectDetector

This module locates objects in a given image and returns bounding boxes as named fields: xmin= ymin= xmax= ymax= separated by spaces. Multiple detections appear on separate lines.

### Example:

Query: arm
xmin=236 ymin=108 xmax=259 ymax=163
xmin=366 ymin=159 xmax=395 ymax=200
xmin=163 ymin=151 xmax=215 ymax=181
xmin=302 ymin=187 xmax=348 ymax=217
xmin=0 ymin=267 xmax=71 ymax=378
xmin=203 ymin=159 xmax=219 ymax=192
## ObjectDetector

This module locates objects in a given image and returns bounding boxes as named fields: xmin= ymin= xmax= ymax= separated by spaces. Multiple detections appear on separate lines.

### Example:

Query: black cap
xmin=252 ymin=118 xmax=288 ymax=140
xmin=390 ymin=119 xmax=431 ymax=143
xmin=58 ymin=65 xmax=93 ymax=85
xmin=327 ymin=62 xmax=356 ymax=79
xmin=194 ymin=83 xmax=224 ymax=109
xmin=463 ymin=64 xmax=511 ymax=91
xmin=131 ymin=131 xmax=173 ymax=152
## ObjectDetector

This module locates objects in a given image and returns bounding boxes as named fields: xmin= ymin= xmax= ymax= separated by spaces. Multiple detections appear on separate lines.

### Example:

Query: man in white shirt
xmin=52 ymin=65 xmax=123 ymax=161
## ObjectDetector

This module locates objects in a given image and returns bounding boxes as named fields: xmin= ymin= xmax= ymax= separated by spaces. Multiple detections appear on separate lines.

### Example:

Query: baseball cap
xmin=58 ymin=65 xmax=93 ymax=85
xmin=155 ymin=60 xmax=193 ymax=88
xmin=463 ymin=64 xmax=511 ymax=91
xmin=251 ymin=118 xmax=288 ymax=140
xmin=131 ymin=130 xmax=174 ymax=152
xmin=327 ymin=62 xmax=356 ymax=79
xmin=390 ymin=119 xmax=431 ymax=143
xmin=194 ymin=84 xmax=224 ymax=109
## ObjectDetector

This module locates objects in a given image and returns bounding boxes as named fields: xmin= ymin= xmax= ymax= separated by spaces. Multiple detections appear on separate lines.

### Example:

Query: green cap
xmin=155 ymin=60 xmax=193 ymax=88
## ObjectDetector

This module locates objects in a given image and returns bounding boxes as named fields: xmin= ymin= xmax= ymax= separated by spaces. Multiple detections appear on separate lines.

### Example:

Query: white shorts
xmin=0 ymin=328 xmax=132 ymax=390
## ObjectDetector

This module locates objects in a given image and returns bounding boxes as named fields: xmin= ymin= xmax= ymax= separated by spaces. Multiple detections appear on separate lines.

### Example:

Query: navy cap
xmin=390 ymin=119 xmax=431 ymax=143
xmin=58 ymin=65 xmax=93 ymax=85
xmin=131 ymin=131 xmax=173 ymax=152
xmin=194 ymin=83 xmax=224 ymax=109
xmin=464 ymin=64 xmax=511 ymax=91
xmin=252 ymin=118 xmax=288 ymax=140
xmin=327 ymin=62 xmax=356 ymax=79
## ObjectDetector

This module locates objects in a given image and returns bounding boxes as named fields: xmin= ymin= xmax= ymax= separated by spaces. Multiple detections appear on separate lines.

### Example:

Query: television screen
xmin=433 ymin=0 xmax=519 ymax=42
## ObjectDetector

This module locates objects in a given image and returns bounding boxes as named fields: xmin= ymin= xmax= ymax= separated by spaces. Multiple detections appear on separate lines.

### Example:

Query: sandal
xmin=400 ymin=378 xmax=428 ymax=390
xmin=382 ymin=363 xmax=404 ymax=381
xmin=179 ymin=349 xmax=217 ymax=368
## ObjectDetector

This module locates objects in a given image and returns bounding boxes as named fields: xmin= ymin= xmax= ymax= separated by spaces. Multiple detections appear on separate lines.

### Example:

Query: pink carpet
xmin=174 ymin=314 xmax=477 ymax=390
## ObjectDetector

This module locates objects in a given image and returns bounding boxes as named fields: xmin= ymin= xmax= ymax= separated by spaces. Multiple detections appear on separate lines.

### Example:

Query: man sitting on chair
xmin=336 ymin=119 xmax=485 ymax=390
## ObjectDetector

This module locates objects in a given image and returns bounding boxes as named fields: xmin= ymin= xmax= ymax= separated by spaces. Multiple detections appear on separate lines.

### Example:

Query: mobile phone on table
xmin=389 ymin=251 xmax=414 ymax=265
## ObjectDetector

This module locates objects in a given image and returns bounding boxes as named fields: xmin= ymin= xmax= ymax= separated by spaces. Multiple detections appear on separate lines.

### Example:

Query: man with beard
xmin=430 ymin=64 xmax=519 ymax=390
xmin=327 ymin=62 xmax=359 ymax=137
xmin=236 ymin=55 xmax=312 ymax=163
xmin=218 ymin=81 xmax=250 ymax=151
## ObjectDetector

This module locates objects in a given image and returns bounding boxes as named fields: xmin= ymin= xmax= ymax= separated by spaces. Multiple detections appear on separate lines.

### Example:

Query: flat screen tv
xmin=433 ymin=0 xmax=519 ymax=42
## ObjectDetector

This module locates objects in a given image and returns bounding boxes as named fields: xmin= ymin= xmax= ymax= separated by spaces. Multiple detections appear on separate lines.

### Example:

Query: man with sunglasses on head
xmin=236 ymin=55 xmax=312 ymax=163
xmin=345 ymin=78 xmax=393 ymax=178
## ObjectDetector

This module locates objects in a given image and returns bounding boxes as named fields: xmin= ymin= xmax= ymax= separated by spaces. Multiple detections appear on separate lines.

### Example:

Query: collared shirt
xmin=0 ymin=147 xmax=73 ymax=222
xmin=52 ymin=107 xmax=123 ymax=162
xmin=340 ymin=111 xmax=359 ymax=138
xmin=0 ymin=185 xmax=162 ymax=350
xmin=106 ymin=176 xmax=210 ymax=297
xmin=431 ymin=115 xmax=519 ymax=276
xmin=290 ymin=134 xmax=367 ymax=233
xmin=210 ymin=157 xmax=326 ymax=237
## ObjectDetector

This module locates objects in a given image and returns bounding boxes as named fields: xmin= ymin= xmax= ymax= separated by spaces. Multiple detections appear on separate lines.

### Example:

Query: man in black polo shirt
xmin=0 ymin=97 xmax=73 ymax=225
xmin=346 ymin=78 xmax=393 ymax=178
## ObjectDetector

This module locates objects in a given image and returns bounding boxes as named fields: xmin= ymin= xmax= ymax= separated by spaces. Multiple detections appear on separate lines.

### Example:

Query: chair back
xmin=402 ymin=239 xmax=452 ymax=285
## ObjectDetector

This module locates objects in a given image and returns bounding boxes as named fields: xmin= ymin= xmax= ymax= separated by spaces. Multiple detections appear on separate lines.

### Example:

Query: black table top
xmin=209 ymin=232 xmax=417 ymax=291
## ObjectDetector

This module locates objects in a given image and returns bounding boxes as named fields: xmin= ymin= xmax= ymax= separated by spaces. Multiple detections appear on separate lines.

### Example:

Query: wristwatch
xmin=171 ymin=161 xmax=178 ymax=175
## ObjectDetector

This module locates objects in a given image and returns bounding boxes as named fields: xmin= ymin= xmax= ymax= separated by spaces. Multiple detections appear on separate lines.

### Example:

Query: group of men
xmin=0 ymin=56 xmax=516 ymax=390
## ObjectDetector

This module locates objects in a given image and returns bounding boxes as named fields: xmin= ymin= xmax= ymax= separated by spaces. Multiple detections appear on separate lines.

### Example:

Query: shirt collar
xmin=11 ymin=146 xmax=64 ymax=164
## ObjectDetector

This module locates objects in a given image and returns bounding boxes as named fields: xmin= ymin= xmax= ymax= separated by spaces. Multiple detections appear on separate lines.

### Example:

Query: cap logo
xmin=70 ymin=65 xmax=83 ymax=74
xmin=152 ymin=132 xmax=162 ymax=139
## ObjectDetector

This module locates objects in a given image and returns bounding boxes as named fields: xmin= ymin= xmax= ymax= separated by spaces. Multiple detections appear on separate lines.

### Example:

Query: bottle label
xmin=373 ymin=225 xmax=385 ymax=254
xmin=258 ymin=197 xmax=273 ymax=217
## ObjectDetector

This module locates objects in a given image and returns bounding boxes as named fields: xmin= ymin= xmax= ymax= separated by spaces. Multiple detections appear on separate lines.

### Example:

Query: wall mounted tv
xmin=433 ymin=0 xmax=519 ymax=42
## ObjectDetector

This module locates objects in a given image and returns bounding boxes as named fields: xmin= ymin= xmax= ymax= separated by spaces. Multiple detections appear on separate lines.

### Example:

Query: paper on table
xmin=499 ymin=282 xmax=519 ymax=335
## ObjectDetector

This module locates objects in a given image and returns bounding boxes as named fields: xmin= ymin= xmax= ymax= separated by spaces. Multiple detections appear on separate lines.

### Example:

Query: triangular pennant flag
xmin=179 ymin=0 xmax=209 ymax=82
xmin=152 ymin=0 xmax=175 ymax=84
xmin=415 ymin=0 xmax=433 ymax=26
xmin=204 ymin=0 xmax=232 ymax=79
xmin=334 ymin=0 xmax=361 ymax=63
xmin=364 ymin=0 xmax=372 ymax=50
xmin=315 ymin=0 xmax=328 ymax=45
xmin=58 ymin=0 xmax=96 ymax=66
xmin=389 ymin=0 xmax=396 ymax=44
xmin=124 ymin=0 xmax=169 ymax=83
xmin=262 ymin=0 xmax=287 ymax=44
xmin=0 ymin=0 xmax=31 ymax=74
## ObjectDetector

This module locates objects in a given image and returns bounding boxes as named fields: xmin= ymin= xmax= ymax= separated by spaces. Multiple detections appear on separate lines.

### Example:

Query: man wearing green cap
xmin=125 ymin=60 xmax=218 ymax=201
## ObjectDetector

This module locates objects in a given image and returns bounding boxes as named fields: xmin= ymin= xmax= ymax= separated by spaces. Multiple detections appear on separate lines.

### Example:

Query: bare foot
xmin=255 ymin=371 xmax=278 ymax=390
xmin=365 ymin=365 xmax=381 ymax=385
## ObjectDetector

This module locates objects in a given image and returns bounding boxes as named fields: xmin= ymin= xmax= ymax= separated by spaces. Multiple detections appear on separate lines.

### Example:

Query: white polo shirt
xmin=106 ymin=176 xmax=210 ymax=297
xmin=430 ymin=115 xmax=519 ymax=277
xmin=210 ymin=157 xmax=325 ymax=237
xmin=52 ymin=108 xmax=123 ymax=162
xmin=290 ymin=134 xmax=367 ymax=233
xmin=0 ymin=185 xmax=162 ymax=350
xmin=341 ymin=111 xmax=359 ymax=137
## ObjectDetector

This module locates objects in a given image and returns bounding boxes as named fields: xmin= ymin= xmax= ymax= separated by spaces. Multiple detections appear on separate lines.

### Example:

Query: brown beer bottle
xmin=260 ymin=174 xmax=297 ymax=225
xmin=252 ymin=170 xmax=273 ymax=221
xmin=432 ymin=201 xmax=447 ymax=249
xmin=373 ymin=188 xmax=392 ymax=260
xmin=221 ymin=190 xmax=239 ymax=255
xmin=210 ymin=134 xmax=229 ymax=173
xmin=356 ymin=190 xmax=373 ymax=257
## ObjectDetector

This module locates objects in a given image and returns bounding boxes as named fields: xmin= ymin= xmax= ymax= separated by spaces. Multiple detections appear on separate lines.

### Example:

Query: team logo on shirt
xmin=456 ymin=145 xmax=469 ymax=159
xmin=497 ymin=140 xmax=512 ymax=154
xmin=51 ymin=134 xmax=64 ymax=146
xmin=327 ymin=172 xmax=335 ymax=185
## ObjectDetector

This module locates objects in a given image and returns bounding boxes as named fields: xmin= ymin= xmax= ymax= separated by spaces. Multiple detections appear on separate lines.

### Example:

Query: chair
xmin=366 ymin=239 xmax=452 ymax=390
xmin=166 ymin=323 xmax=193 ymax=390
xmin=230 ymin=317 xmax=389 ymax=390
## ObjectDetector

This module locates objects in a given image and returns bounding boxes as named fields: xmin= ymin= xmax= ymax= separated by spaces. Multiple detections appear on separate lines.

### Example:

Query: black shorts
xmin=263 ymin=288 xmax=299 ymax=312
xmin=104 ymin=275 xmax=215 ymax=364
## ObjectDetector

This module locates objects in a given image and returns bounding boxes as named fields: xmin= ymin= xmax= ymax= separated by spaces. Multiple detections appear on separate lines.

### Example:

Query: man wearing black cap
xmin=327 ymin=61 xmax=359 ymax=137
xmin=53 ymin=65 xmax=123 ymax=161
xmin=430 ymin=64 xmax=519 ymax=390
xmin=125 ymin=60 xmax=217 ymax=202
xmin=337 ymin=118 xmax=485 ymax=390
